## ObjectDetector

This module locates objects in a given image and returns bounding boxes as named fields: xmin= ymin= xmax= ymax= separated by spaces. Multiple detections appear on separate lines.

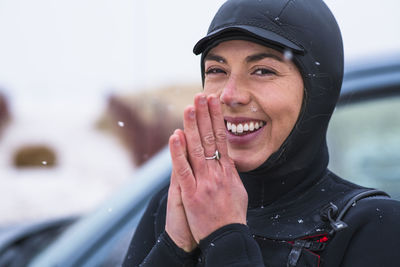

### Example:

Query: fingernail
xmin=173 ymin=136 xmax=180 ymax=146
xmin=211 ymin=96 xmax=219 ymax=105
xmin=199 ymin=95 xmax=207 ymax=105
xmin=189 ymin=108 xmax=195 ymax=118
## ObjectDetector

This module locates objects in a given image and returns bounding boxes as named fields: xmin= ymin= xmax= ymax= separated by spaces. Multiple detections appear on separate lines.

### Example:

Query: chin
xmin=230 ymin=149 xmax=273 ymax=172
xmin=232 ymin=158 xmax=262 ymax=172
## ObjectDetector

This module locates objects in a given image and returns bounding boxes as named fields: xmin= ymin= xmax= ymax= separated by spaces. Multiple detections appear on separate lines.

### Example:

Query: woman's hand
xmin=171 ymin=93 xmax=248 ymax=243
xmin=166 ymin=130 xmax=197 ymax=252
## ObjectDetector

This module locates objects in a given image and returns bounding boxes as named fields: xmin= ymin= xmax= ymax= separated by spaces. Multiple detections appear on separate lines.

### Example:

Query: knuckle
xmin=202 ymin=133 xmax=216 ymax=145
xmin=214 ymin=129 xmax=227 ymax=143
xmin=191 ymin=145 xmax=205 ymax=158
xmin=177 ymin=166 xmax=192 ymax=178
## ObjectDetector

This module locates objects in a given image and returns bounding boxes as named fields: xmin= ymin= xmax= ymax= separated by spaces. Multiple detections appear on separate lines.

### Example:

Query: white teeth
xmin=231 ymin=124 xmax=237 ymax=133
xmin=226 ymin=120 xmax=265 ymax=134
xmin=237 ymin=124 xmax=243 ymax=133
xmin=249 ymin=122 xmax=254 ymax=131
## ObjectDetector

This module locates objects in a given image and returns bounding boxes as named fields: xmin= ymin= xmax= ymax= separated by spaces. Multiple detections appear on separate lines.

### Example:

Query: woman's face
xmin=203 ymin=40 xmax=304 ymax=172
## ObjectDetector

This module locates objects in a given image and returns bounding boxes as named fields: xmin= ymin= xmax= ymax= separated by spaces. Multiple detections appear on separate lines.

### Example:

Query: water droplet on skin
xmin=283 ymin=49 xmax=293 ymax=61
xmin=298 ymin=219 xmax=304 ymax=224
xmin=118 ymin=121 xmax=125 ymax=127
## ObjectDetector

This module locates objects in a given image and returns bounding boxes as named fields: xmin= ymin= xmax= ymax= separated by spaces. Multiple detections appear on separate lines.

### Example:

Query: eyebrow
xmin=204 ymin=53 xmax=226 ymax=63
xmin=204 ymin=52 xmax=283 ymax=64
xmin=246 ymin=53 xmax=283 ymax=63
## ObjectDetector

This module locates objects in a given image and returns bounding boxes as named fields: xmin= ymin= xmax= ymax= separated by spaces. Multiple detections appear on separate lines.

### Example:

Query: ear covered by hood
xmin=193 ymin=0 xmax=344 ymax=207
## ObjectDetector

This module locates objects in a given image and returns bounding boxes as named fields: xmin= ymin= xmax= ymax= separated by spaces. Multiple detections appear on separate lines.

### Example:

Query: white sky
xmin=0 ymin=0 xmax=399 ymax=103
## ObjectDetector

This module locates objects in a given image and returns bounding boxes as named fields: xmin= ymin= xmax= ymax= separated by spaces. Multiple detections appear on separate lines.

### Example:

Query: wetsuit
xmin=123 ymin=171 xmax=400 ymax=267
xmin=123 ymin=0 xmax=400 ymax=265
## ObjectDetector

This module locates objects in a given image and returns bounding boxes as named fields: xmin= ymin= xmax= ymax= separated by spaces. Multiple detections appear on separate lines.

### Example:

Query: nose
xmin=219 ymin=75 xmax=251 ymax=107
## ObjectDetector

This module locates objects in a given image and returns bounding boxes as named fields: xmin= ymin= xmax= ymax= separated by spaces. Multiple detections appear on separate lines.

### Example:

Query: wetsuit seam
xmin=277 ymin=0 xmax=294 ymax=18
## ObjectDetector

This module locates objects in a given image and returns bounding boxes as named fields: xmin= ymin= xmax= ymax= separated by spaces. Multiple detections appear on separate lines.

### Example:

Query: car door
xmin=327 ymin=55 xmax=400 ymax=200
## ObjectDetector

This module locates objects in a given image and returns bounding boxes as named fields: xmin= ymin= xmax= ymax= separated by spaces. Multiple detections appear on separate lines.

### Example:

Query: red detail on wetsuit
xmin=318 ymin=236 xmax=329 ymax=243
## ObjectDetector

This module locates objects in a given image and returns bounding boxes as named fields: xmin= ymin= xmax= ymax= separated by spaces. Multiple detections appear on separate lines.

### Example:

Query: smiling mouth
xmin=225 ymin=120 xmax=266 ymax=136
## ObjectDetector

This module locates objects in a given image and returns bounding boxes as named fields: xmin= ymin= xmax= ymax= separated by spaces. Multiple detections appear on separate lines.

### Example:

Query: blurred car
xmin=1 ymin=54 xmax=400 ymax=267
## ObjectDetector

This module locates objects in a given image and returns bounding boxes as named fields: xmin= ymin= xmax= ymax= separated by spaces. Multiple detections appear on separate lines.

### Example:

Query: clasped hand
xmin=165 ymin=93 xmax=248 ymax=252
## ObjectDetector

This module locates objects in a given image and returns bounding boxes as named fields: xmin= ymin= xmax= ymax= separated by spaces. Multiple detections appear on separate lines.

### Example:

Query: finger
xmin=194 ymin=93 xmax=217 ymax=159
xmin=207 ymin=95 xmax=229 ymax=160
xmin=170 ymin=130 xmax=185 ymax=188
xmin=183 ymin=106 xmax=207 ymax=177
xmin=174 ymin=129 xmax=188 ymax=158
xmin=169 ymin=133 xmax=196 ymax=194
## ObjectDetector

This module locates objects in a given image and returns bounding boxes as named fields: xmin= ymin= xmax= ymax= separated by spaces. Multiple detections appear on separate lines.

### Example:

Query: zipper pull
xmin=321 ymin=202 xmax=348 ymax=234
xmin=287 ymin=240 xmax=306 ymax=267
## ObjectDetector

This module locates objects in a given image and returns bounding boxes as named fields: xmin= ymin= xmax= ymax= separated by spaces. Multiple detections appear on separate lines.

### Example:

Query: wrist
xmin=165 ymin=228 xmax=197 ymax=252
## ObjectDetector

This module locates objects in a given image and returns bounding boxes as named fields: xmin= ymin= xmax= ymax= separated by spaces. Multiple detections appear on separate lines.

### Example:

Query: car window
xmin=327 ymin=95 xmax=400 ymax=200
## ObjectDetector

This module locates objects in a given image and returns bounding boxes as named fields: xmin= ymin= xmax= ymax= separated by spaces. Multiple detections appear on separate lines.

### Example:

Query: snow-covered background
xmin=0 ymin=0 xmax=399 ymax=225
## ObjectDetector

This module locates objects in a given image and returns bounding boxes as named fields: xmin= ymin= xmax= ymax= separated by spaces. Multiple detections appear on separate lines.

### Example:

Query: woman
xmin=123 ymin=0 xmax=400 ymax=266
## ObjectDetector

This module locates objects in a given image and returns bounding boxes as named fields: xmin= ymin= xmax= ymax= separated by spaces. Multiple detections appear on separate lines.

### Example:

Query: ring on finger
xmin=205 ymin=150 xmax=221 ymax=161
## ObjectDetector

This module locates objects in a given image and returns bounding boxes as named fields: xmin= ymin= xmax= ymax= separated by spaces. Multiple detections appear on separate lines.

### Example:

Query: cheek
xmin=257 ymin=85 xmax=303 ymax=131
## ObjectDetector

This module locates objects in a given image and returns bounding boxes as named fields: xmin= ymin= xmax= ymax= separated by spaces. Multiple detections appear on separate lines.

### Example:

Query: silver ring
xmin=205 ymin=150 xmax=221 ymax=160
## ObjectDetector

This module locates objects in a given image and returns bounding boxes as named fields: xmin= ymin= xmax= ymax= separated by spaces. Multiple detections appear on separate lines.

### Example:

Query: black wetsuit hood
xmin=193 ymin=0 xmax=344 ymax=208
xmin=123 ymin=3 xmax=400 ymax=266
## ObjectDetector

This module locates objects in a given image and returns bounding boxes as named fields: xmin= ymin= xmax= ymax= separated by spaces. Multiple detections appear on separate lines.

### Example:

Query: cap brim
xmin=193 ymin=25 xmax=304 ymax=55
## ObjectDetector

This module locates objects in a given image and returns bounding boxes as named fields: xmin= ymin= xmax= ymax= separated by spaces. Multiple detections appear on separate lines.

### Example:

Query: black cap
xmin=193 ymin=0 xmax=305 ymax=55
xmin=193 ymin=25 xmax=304 ymax=55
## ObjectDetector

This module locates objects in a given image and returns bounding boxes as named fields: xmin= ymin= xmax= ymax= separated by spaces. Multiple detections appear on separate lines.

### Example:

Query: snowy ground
xmin=0 ymin=96 xmax=136 ymax=226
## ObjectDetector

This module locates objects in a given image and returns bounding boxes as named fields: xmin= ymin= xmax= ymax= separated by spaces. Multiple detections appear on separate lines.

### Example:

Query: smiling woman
xmin=123 ymin=0 xmax=400 ymax=266
xmin=203 ymin=41 xmax=304 ymax=171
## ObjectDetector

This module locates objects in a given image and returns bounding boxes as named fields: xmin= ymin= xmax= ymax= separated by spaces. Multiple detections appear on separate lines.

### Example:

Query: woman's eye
xmin=205 ymin=68 xmax=226 ymax=75
xmin=253 ymin=68 xmax=276 ymax=76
